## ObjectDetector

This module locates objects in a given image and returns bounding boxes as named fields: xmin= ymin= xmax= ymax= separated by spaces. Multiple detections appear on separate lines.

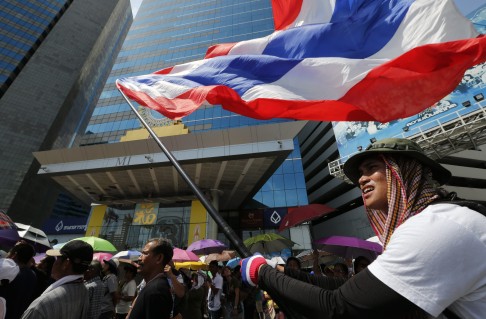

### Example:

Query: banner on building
xmin=187 ymin=200 xmax=207 ymax=246
xmin=43 ymin=217 xmax=88 ymax=235
xmin=132 ymin=203 xmax=159 ymax=225
xmin=263 ymin=207 xmax=287 ymax=228
xmin=85 ymin=205 xmax=107 ymax=237
xmin=240 ymin=210 xmax=264 ymax=229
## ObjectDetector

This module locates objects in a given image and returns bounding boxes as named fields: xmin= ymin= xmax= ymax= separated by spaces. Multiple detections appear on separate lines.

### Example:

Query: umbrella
xmin=113 ymin=249 xmax=142 ymax=260
xmin=172 ymin=248 xmax=199 ymax=262
xmin=93 ymin=252 xmax=114 ymax=262
xmin=34 ymin=253 xmax=46 ymax=264
xmin=226 ymin=257 xmax=241 ymax=269
xmin=314 ymin=236 xmax=383 ymax=261
xmin=15 ymin=223 xmax=51 ymax=253
xmin=69 ymin=236 xmax=117 ymax=252
xmin=244 ymin=233 xmax=296 ymax=255
xmin=296 ymin=249 xmax=345 ymax=268
xmin=187 ymin=239 xmax=228 ymax=255
xmin=174 ymin=261 xmax=208 ymax=270
xmin=269 ymin=256 xmax=286 ymax=266
xmin=279 ymin=204 xmax=336 ymax=232
xmin=0 ymin=212 xmax=20 ymax=249
xmin=204 ymin=250 xmax=236 ymax=263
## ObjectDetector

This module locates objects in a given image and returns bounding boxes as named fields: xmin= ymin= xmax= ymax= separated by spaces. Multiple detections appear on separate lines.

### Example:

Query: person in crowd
xmin=284 ymin=257 xmax=301 ymax=271
xmin=127 ymin=238 xmax=174 ymax=319
xmin=0 ymin=241 xmax=36 ymax=319
xmin=331 ymin=263 xmax=348 ymax=279
xmin=221 ymin=266 xmax=242 ymax=319
xmin=240 ymin=137 xmax=486 ymax=318
xmin=115 ymin=264 xmax=137 ymax=319
xmin=164 ymin=262 xmax=186 ymax=319
xmin=206 ymin=260 xmax=223 ymax=319
xmin=32 ymin=255 xmax=55 ymax=299
xmin=21 ymin=240 xmax=93 ymax=319
xmin=0 ymin=258 xmax=20 ymax=319
xmin=84 ymin=260 xmax=104 ymax=319
xmin=99 ymin=258 xmax=119 ymax=319
xmin=183 ymin=271 xmax=205 ymax=319
xmin=353 ymin=256 xmax=370 ymax=275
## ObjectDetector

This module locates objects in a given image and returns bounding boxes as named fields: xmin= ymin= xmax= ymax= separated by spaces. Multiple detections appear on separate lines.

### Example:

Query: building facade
xmin=37 ymin=0 xmax=311 ymax=252
xmin=0 ymin=0 xmax=133 ymax=225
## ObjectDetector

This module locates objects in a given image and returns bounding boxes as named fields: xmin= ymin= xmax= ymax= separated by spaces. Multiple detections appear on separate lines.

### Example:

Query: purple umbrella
xmin=314 ymin=236 xmax=383 ymax=261
xmin=0 ymin=212 xmax=20 ymax=250
xmin=187 ymin=239 xmax=228 ymax=255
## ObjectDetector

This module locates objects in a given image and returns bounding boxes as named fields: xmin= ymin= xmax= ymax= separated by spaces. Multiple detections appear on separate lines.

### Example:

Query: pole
xmin=117 ymin=84 xmax=251 ymax=257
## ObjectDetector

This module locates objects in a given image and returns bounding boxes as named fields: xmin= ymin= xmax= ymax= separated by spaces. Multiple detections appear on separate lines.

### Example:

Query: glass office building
xmin=0 ymin=0 xmax=71 ymax=96
xmin=38 ymin=0 xmax=311 ymax=251
xmin=0 ymin=0 xmax=132 ymax=225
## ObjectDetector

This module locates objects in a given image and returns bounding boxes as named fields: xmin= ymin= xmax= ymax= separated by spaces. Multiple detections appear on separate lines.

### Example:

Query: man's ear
xmin=155 ymin=253 xmax=165 ymax=265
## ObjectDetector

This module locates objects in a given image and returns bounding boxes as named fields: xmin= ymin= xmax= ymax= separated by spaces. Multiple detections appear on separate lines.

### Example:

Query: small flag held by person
xmin=116 ymin=0 xmax=486 ymax=123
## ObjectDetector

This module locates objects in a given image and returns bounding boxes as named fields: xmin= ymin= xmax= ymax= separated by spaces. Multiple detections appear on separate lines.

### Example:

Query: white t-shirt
xmin=116 ymin=279 xmax=137 ymax=314
xmin=207 ymin=273 xmax=223 ymax=311
xmin=368 ymin=203 xmax=486 ymax=318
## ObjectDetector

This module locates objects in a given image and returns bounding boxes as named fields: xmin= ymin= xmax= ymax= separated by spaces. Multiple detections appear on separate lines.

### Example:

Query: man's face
xmin=358 ymin=156 xmax=388 ymax=212
xmin=137 ymin=241 xmax=163 ymax=279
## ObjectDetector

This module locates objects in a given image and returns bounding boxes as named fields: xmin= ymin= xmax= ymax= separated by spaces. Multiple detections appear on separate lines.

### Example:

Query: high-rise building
xmin=35 ymin=0 xmax=311 ymax=251
xmin=0 ymin=0 xmax=133 ymax=225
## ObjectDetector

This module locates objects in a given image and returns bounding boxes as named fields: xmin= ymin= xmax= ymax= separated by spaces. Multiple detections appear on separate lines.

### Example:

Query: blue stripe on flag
xmin=142 ymin=55 xmax=301 ymax=96
xmin=263 ymin=0 xmax=414 ymax=59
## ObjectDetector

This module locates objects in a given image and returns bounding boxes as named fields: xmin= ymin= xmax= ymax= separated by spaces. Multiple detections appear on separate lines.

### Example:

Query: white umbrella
xmin=15 ymin=223 xmax=51 ymax=252
xmin=113 ymin=249 xmax=142 ymax=260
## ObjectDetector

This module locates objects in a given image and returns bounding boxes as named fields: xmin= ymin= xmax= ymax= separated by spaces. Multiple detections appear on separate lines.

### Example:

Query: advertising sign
xmin=43 ymin=217 xmax=88 ymax=235
xmin=263 ymin=207 xmax=287 ymax=228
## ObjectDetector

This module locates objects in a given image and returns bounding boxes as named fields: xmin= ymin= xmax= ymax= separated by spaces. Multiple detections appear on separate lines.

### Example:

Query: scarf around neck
xmin=365 ymin=155 xmax=438 ymax=248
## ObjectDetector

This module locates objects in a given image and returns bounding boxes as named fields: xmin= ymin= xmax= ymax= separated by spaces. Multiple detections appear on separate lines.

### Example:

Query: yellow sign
xmin=187 ymin=200 xmax=207 ymax=246
xmin=132 ymin=203 xmax=159 ymax=225
xmin=85 ymin=205 xmax=107 ymax=237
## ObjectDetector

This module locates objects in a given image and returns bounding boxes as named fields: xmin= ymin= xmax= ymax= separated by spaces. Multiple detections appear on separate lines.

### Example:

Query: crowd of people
xmin=0 ymin=237 xmax=367 ymax=319
xmin=0 ymin=137 xmax=485 ymax=319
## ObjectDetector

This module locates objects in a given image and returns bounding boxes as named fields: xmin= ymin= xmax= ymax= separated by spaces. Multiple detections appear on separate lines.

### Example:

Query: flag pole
xmin=117 ymin=84 xmax=251 ymax=258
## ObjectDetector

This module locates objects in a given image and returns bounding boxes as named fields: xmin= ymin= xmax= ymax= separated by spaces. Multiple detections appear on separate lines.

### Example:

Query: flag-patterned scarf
xmin=365 ymin=155 xmax=438 ymax=248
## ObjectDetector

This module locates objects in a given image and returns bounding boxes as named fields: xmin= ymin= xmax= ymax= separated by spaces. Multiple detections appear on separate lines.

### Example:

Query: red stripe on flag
xmin=154 ymin=66 xmax=174 ymax=75
xmin=271 ymin=0 xmax=303 ymax=30
xmin=205 ymin=42 xmax=238 ymax=59
xmin=341 ymin=35 xmax=486 ymax=122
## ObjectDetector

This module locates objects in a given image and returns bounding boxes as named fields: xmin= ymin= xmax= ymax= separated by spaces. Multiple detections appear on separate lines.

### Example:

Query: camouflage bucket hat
xmin=343 ymin=138 xmax=451 ymax=185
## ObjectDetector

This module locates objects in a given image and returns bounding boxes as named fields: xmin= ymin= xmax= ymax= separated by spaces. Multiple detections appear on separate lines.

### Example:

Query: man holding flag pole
xmin=117 ymin=0 xmax=486 ymax=317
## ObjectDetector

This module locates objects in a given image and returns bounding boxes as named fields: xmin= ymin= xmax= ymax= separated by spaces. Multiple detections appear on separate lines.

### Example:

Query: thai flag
xmin=116 ymin=0 xmax=486 ymax=123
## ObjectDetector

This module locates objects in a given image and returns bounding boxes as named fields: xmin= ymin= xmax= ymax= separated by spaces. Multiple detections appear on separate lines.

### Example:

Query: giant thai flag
xmin=116 ymin=0 xmax=486 ymax=123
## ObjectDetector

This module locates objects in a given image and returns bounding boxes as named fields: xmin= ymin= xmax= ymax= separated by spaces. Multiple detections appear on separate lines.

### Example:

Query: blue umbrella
xmin=225 ymin=257 xmax=241 ymax=269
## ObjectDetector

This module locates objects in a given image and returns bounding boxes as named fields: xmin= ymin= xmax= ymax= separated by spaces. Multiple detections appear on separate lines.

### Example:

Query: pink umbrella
xmin=172 ymin=248 xmax=199 ymax=262
xmin=92 ymin=252 xmax=113 ymax=262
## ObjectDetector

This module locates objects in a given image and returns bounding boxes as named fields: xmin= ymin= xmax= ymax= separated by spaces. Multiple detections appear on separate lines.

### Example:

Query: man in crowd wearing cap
xmin=128 ymin=238 xmax=174 ymax=319
xmin=21 ymin=240 xmax=93 ymax=319
xmin=0 ymin=258 xmax=20 ymax=319
xmin=239 ymin=138 xmax=486 ymax=318
xmin=0 ymin=241 xmax=36 ymax=319
xmin=99 ymin=258 xmax=119 ymax=319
